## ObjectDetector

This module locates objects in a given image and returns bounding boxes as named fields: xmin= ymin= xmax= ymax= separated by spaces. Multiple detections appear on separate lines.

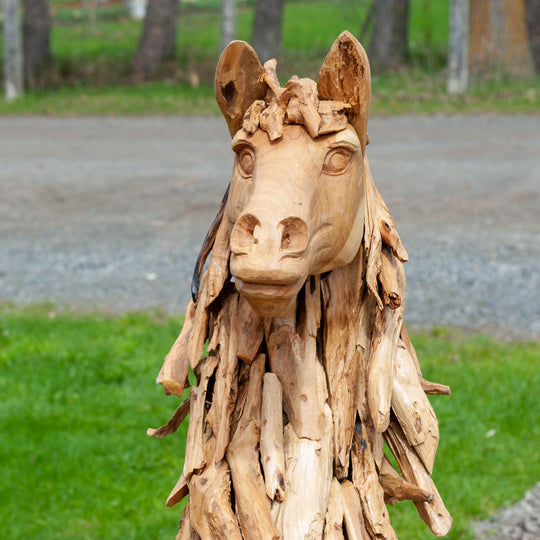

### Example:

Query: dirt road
xmin=1 ymin=114 xmax=539 ymax=339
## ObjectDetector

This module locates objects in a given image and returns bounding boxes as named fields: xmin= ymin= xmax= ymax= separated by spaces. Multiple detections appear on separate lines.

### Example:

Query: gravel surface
xmin=1 ymin=114 xmax=539 ymax=536
xmin=474 ymin=482 xmax=540 ymax=539
xmin=1 ymin=114 xmax=539 ymax=340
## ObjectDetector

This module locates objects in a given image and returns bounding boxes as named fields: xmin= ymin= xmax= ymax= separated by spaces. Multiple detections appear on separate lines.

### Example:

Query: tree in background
xmin=221 ymin=0 xmax=237 ymax=51
xmin=251 ymin=0 xmax=284 ymax=63
xmin=369 ymin=0 xmax=410 ymax=71
xmin=133 ymin=0 xmax=178 ymax=79
xmin=469 ymin=0 xmax=534 ymax=80
xmin=23 ymin=0 xmax=52 ymax=87
xmin=3 ymin=0 xmax=24 ymax=100
xmin=525 ymin=0 xmax=540 ymax=72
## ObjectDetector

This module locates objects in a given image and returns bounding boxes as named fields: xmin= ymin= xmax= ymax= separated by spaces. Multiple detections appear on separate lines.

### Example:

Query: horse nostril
xmin=230 ymin=213 xmax=260 ymax=254
xmin=280 ymin=217 xmax=309 ymax=253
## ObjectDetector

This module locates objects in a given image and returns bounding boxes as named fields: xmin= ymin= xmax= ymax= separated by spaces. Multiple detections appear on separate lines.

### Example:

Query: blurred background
xmin=1 ymin=2 xmax=540 ymax=540
xmin=1 ymin=0 xmax=539 ymax=112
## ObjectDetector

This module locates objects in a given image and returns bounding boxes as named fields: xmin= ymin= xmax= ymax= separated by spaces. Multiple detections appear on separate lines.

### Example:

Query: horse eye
xmin=236 ymin=146 xmax=255 ymax=178
xmin=323 ymin=148 xmax=353 ymax=175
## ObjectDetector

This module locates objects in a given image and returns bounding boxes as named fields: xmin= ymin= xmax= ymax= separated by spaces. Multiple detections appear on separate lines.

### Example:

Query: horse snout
xmin=230 ymin=213 xmax=309 ymax=259
xmin=230 ymin=213 xmax=260 ymax=255
xmin=279 ymin=216 xmax=309 ymax=256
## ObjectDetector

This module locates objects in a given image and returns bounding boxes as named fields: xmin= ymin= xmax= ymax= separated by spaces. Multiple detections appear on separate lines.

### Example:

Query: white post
xmin=447 ymin=0 xmax=469 ymax=94
xmin=2 ymin=0 xmax=24 ymax=101
xmin=221 ymin=0 xmax=237 ymax=51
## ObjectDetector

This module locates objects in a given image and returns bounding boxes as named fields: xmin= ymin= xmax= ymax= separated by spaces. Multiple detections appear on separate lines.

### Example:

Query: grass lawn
xmin=0 ymin=0 xmax=538 ymax=115
xmin=1 ymin=305 xmax=539 ymax=539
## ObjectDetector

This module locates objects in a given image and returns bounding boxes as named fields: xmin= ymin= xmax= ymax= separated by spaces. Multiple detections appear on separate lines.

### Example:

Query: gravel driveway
xmin=1 ymin=114 xmax=539 ymax=340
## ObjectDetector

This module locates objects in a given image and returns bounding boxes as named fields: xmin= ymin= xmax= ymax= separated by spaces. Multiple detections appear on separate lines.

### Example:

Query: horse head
xmin=215 ymin=31 xmax=371 ymax=317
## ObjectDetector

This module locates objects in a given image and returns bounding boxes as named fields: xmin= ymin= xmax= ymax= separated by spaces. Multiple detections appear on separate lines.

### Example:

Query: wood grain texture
xmin=260 ymin=372 xmax=286 ymax=502
xmin=227 ymin=355 xmax=279 ymax=540
xmin=153 ymin=32 xmax=451 ymax=540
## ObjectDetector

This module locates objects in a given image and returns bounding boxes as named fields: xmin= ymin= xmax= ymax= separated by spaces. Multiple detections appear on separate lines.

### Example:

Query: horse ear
xmin=215 ymin=41 xmax=267 ymax=137
xmin=317 ymin=31 xmax=371 ymax=153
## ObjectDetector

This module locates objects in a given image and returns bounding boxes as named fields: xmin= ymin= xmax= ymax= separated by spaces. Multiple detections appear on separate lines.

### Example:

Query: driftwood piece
xmin=283 ymin=77 xmax=321 ymax=138
xmin=188 ymin=272 xmax=210 ymax=370
xmin=399 ymin=323 xmax=421 ymax=377
xmin=323 ymin=478 xmax=345 ymax=540
xmin=364 ymin=157 xmax=408 ymax=264
xmin=392 ymin=340 xmax=439 ymax=474
xmin=260 ymin=98 xmax=287 ymax=141
xmin=385 ymin=419 xmax=452 ymax=536
xmin=341 ymin=480 xmax=370 ymax=540
xmin=191 ymin=183 xmax=230 ymax=303
xmin=277 ymin=405 xmax=334 ymax=540
xmin=157 ymin=300 xmax=195 ymax=396
xmin=227 ymin=355 xmax=279 ymax=540
xmin=207 ymin=294 xmax=240 ymax=463
xmin=378 ymin=455 xmax=433 ymax=504
xmin=351 ymin=429 xmax=397 ymax=540
xmin=322 ymin=253 xmax=362 ymax=479
xmin=182 ymin=355 xmax=219 ymax=479
xmin=176 ymin=502 xmax=200 ymax=540
xmin=263 ymin=59 xmax=285 ymax=98
xmin=367 ymin=302 xmax=404 ymax=433
xmin=366 ymin=245 xmax=405 ymax=433
xmin=261 ymin=372 xmax=286 ymax=502
xmin=205 ymin=212 xmax=231 ymax=307
xmin=266 ymin=321 xmax=325 ymax=440
xmin=236 ymin=295 xmax=264 ymax=363
xmin=379 ymin=245 xmax=404 ymax=309
xmin=243 ymin=99 xmax=267 ymax=134
xmin=147 ymin=398 xmax=190 ymax=438
xmin=317 ymin=100 xmax=350 ymax=135
xmin=166 ymin=473 xmax=188 ymax=507
xmin=422 ymin=379 xmax=451 ymax=396
xmin=188 ymin=449 xmax=243 ymax=540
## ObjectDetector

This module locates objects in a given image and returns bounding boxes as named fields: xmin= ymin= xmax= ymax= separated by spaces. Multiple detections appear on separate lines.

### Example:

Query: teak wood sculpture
xmin=149 ymin=31 xmax=452 ymax=539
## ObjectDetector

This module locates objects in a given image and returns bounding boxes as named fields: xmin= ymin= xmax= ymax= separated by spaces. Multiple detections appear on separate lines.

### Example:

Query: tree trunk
xmin=251 ymin=0 xmax=284 ymax=63
xmin=524 ymin=0 xmax=540 ymax=72
xmin=369 ymin=0 xmax=410 ymax=71
xmin=133 ymin=0 xmax=178 ymax=80
xmin=22 ymin=0 xmax=51 ymax=88
xmin=447 ymin=0 xmax=469 ymax=94
xmin=3 ymin=0 xmax=24 ymax=100
xmin=221 ymin=0 xmax=237 ymax=51
xmin=469 ymin=0 xmax=534 ymax=80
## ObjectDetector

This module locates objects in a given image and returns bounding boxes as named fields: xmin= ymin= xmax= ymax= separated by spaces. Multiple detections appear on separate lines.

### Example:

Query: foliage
xmin=1 ymin=305 xmax=539 ymax=539
xmin=0 ymin=0 xmax=538 ymax=114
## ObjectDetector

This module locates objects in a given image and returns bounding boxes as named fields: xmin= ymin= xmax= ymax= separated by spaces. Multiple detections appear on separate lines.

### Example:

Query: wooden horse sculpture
xmin=150 ymin=31 xmax=452 ymax=539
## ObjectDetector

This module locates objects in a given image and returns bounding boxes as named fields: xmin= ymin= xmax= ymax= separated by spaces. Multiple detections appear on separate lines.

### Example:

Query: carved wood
xmin=351 ymin=428 xmax=397 ymax=539
xmin=151 ymin=30 xmax=452 ymax=539
xmin=260 ymin=372 xmax=286 ymax=502
xmin=324 ymin=478 xmax=345 ymax=539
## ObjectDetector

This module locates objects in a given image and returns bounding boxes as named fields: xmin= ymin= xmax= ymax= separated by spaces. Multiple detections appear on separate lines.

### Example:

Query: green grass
xmin=0 ymin=82 xmax=219 ymax=116
xmin=1 ymin=305 xmax=539 ymax=538
xmin=2 ymin=0 xmax=538 ymax=115
xmin=0 ymin=304 xmax=188 ymax=540
xmin=0 ymin=73 xmax=537 ymax=115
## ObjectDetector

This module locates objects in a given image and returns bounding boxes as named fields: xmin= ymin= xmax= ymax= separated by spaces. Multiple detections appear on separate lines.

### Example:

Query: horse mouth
xmin=234 ymin=277 xmax=306 ymax=316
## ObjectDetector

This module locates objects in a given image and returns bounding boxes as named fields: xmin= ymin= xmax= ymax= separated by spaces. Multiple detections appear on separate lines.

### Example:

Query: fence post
xmin=447 ymin=0 xmax=469 ymax=94
xmin=2 ymin=0 xmax=24 ymax=101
